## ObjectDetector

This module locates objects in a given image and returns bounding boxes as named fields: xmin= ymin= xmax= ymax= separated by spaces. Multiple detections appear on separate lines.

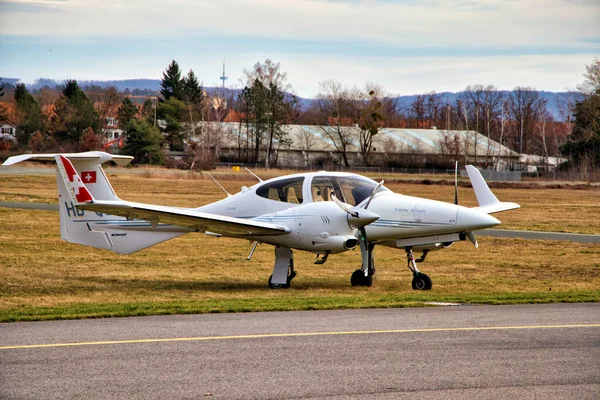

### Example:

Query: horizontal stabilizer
xmin=2 ymin=151 xmax=133 ymax=167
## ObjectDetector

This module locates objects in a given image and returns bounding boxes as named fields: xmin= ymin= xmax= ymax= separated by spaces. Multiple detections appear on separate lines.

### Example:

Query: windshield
xmin=311 ymin=175 xmax=388 ymax=206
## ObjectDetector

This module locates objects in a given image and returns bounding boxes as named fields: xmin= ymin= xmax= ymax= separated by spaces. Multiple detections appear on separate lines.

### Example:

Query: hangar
xmin=212 ymin=123 xmax=519 ymax=170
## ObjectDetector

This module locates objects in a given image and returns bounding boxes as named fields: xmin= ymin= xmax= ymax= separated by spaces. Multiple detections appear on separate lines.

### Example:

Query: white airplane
xmin=3 ymin=152 xmax=519 ymax=290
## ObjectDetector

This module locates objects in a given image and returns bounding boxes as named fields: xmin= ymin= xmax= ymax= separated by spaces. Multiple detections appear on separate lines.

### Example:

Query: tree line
xmin=0 ymin=58 xmax=598 ymax=173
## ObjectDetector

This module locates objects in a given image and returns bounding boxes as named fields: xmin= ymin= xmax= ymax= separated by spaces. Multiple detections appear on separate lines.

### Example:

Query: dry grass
xmin=0 ymin=170 xmax=599 ymax=321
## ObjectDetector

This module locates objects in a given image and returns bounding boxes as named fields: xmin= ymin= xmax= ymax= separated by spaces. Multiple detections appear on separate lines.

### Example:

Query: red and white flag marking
xmin=56 ymin=155 xmax=93 ymax=203
xmin=81 ymin=171 xmax=97 ymax=184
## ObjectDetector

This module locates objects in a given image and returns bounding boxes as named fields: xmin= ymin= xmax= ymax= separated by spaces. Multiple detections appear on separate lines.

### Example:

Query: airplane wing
xmin=52 ymin=154 xmax=289 ymax=237
xmin=77 ymin=200 xmax=290 ymax=237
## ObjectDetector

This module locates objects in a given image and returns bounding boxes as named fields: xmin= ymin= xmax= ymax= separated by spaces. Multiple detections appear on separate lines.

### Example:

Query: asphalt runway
xmin=1 ymin=303 xmax=599 ymax=399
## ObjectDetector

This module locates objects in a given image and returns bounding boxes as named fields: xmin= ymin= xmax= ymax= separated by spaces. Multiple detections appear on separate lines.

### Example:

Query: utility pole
xmin=264 ymin=112 xmax=273 ymax=169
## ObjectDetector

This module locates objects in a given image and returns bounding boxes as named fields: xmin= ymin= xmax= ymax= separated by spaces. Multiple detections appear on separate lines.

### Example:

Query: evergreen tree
xmin=237 ymin=78 xmax=290 ymax=165
xmin=14 ymin=83 xmax=43 ymax=146
xmin=122 ymin=120 xmax=165 ymax=165
xmin=182 ymin=70 xmax=203 ymax=104
xmin=560 ymin=95 xmax=600 ymax=169
xmin=160 ymin=60 xmax=183 ymax=101
xmin=157 ymin=97 xmax=187 ymax=151
xmin=53 ymin=80 xmax=99 ymax=143
xmin=561 ymin=60 xmax=600 ymax=171
xmin=0 ymin=78 xmax=7 ymax=123
xmin=117 ymin=97 xmax=138 ymax=129
xmin=141 ymin=99 xmax=155 ymax=125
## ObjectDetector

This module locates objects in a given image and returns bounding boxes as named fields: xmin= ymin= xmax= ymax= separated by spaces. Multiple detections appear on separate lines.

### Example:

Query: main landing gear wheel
xmin=351 ymin=269 xmax=373 ymax=287
xmin=406 ymin=247 xmax=432 ymax=291
xmin=268 ymin=270 xmax=297 ymax=289
xmin=269 ymin=247 xmax=296 ymax=289
xmin=411 ymin=273 xmax=432 ymax=290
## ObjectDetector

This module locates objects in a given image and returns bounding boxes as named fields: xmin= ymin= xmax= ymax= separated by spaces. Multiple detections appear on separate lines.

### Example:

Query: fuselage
xmin=195 ymin=171 xmax=500 ymax=249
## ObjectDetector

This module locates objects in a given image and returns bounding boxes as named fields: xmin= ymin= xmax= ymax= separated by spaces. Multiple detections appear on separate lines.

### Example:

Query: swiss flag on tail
xmin=81 ymin=171 xmax=97 ymax=183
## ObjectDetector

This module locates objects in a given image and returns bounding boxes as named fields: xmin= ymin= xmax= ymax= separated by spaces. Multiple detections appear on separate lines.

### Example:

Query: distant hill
xmin=1 ymin=78 xmax=20 ymax=86
xmin=25 ymin=78 xmax=163 ymax=92
xmin=393 ymin=91 xmax=580 ymax=122
xmin=9 ymin=78 xmax=577 ymax=121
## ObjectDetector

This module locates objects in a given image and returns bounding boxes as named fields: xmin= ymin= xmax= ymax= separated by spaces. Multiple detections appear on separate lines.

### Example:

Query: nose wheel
xmin=406 ymin=248 xmax=432 ymax=290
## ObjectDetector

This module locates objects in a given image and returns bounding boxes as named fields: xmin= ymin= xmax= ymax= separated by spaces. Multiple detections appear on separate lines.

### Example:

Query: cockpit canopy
xmin=255 ymin=174 xmax=388 ymax=206
xmin=311 ymin=175 xmax=387 ymax=206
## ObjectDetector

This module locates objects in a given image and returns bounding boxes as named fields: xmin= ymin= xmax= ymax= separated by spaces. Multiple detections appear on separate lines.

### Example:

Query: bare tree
xmin=298 ymin=127 xmax=318 ymax=167
xmin=481 ymin=86 xmax=504 ymax=166
xmin=496 ymin=100 xmax=510 ymax=170
xmin=535 ymin=100 xmax=550 ymax=169
xmin=314 ymin=79 xmax=355 ymax=167
xmin=509 ymin=87 xmax=540 ymax=155
xmin=576 ymin=58 xmax=600 ymax=96
xmin=242 ymin=59 xmax=291 ymax=92
xmin=409 ymin=94 xmax=426 ymax=128
xmin=425 ymin=91 xmax=443 ymax=128
xmin=353 ymin=83 xmax=387 ymax=166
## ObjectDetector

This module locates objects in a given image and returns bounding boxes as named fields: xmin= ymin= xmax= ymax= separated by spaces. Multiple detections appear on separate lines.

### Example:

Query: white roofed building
xmin=208 ymin=123 xmax=519 ymax=170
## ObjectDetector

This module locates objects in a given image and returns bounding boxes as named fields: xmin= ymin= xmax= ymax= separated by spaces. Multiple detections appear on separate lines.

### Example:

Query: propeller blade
xmin=466 ymin=231 xmax=479 ymax=248
xmin=364 ymin=180 xmax=384 ymax=209
xmin=331 ymin=194 xmax=379 ymax=229
xmin=331 ymin=193 xmax=358 ymax=217
xmin=454 ymin=161 xmax=459 ymax=205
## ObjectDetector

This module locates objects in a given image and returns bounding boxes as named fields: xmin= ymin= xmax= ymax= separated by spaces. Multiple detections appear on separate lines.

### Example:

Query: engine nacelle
xmin=310 ymin=234 xmax=358 ymax=254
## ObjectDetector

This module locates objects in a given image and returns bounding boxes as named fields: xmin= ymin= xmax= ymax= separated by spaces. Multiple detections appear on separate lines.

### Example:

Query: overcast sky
xmin=1 ymin=0 xmax=598 ymax=97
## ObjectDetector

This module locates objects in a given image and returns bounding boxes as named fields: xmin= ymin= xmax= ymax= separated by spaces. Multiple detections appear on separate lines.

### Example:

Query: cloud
xmin=1 ymin=0 xmax=598 ymax=49
xmin=1 ymin=0 xmax=598 ymax=96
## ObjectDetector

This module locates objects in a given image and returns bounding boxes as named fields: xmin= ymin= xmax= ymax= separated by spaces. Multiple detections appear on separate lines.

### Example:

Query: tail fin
xmin=13 ymin=152 xmax=188 ymax=254
xmin=55 ymin=155 xmax=94 ymax=204
xmin=465 ymin=165 xmax=520 ymax=214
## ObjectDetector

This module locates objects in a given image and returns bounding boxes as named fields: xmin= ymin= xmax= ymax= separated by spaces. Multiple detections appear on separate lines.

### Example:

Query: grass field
xmin=1 ymin=170 xmax=599 ymax=321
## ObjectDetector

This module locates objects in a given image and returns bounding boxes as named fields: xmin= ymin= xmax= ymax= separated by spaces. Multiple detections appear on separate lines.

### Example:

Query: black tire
xmin=412 ymin=273 xmax=432 ymax=291
xmin=351 ymin=269 xmax=364 ymax=286
xmin=351 ymin=269 xmax=372 ymax=287
xmin=268 ymin=274 xmax=290 ymax=289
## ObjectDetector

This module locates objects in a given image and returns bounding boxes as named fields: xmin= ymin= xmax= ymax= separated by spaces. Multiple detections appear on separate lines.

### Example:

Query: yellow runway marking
xmin=1 ymin=324 xmax=598 ymax=350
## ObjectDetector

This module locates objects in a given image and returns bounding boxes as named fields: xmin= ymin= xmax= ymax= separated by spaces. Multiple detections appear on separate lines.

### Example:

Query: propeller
xmin=331 ymin=183 xmax=383 ymax=278
xmin=330 ymin=194 xmax=379 ymax=229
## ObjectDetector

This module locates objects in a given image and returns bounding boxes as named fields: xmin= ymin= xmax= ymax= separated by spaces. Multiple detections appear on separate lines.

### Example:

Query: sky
xmin=0 ymin=0 xmax=599 ymax=97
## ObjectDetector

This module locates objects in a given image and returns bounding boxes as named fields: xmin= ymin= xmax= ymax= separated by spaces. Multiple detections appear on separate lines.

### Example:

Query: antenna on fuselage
xmin=454 ymin=161 xmax=459 ymax=205
xmin=244 ymin=167 xmax=263 ymax=182
xmin=207 ymin=173 xmax=232 ymax=197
